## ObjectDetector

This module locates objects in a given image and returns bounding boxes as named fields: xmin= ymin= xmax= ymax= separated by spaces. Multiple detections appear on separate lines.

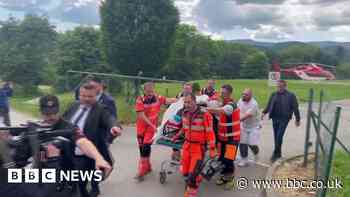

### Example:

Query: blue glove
xmin=174 ymin=114 xmax=181 ymax=123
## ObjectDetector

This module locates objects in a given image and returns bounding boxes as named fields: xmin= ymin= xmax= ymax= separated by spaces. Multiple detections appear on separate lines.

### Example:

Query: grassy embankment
xmin=11 ymin=80 xmax=350 ymax=124
xmin=328 ymin=151 xmax=350 ymax=197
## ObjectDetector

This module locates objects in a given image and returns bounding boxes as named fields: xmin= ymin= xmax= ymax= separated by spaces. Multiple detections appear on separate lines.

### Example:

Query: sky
xmin=174 ymin=0 xmax=350 ymax=42
xmin=1 ymin=0 xmax=350 ymax=42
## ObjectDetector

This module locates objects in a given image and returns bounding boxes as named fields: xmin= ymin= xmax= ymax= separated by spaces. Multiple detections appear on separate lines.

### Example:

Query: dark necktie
xmin=73 ymin=107 xmax=88 ymax=125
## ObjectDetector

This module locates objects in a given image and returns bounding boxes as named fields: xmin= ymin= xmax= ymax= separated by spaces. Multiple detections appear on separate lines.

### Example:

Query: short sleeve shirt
xmin=135 ymin=95 xmax=166 ymax=112
xmin=222 ymin=104 xmax=234 ymax=116
xmin=135 ymin=95 xmax=166 ymax=126
xmin=238 ymin=98 xmax=260 ymax=129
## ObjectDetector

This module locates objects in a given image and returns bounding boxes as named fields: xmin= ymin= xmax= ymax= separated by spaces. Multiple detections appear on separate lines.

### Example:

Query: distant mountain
xmin=228 ymin=39 xmax=276 ymax=48
xmin=229 ymin=39 xmax=350 ymax=63
xmin=229 ymin=39 xmax=350 ymax=50
xmin=309 ymin=41 xmax=350 ymax=49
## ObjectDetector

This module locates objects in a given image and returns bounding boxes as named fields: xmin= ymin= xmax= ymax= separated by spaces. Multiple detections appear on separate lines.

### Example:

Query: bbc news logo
xmin=8 ymin=169 xmax=103 ymax=183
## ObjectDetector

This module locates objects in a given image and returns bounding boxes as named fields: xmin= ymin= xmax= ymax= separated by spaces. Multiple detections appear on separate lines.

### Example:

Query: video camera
xmin=0 ymin=121 xmax=75 ymax=169
xmin=0 ymin=121 xmax=81 ymax=197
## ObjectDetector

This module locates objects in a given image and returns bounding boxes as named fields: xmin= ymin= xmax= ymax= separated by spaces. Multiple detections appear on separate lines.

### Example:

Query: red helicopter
xmin=272 ymin=62 xmax=336 ymax=80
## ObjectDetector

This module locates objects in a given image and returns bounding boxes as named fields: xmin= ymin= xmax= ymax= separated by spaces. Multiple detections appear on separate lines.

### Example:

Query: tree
xmin=240 ymin=52 xmax=269 ymax=79
xmin=161 ymin=25 xmax=212 ymax=80
xmin=209 ymin=41 xmax=259 ymax=79
xmin=279 ymin=44 xmax=321 ymax=65
xmin=52 ymin=27 xmax=107 ymax=91
xmin=336 ymin=64 xmax=350 ymax=79
xmin=100 ymin=0 xmax=179 ymax=76
xmin=0 ymin=15 xmax=57 ymax=94
xmin=335 ymin=46 xmax=345 ymax=61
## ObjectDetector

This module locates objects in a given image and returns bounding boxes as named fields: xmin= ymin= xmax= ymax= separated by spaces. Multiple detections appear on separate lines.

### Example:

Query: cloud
xmin=297 ymin=0 xmax=348 ymax=5
xmin=311 ymin=3 xmax=350 ymax=30
xmin=248 ymin=25 xmax=291 ymax=40
xmin=234 ymin=0 xmax=287 ymax=5
xmin=192 ymin=0 xmax=286 ymax=32
xmin=2 ymin=0 xmax=350 ymax=41
xmin=54 ymin=0 xmax=100 ymax=25
xmin=174 ymin=0 xmax=350 ymax=41
xmin=174 ymin=0 xmax=201 ymax=24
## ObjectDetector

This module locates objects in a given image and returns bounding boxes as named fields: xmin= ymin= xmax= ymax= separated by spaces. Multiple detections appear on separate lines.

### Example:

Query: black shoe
xmin=270 ymin=154 xmax=281 ymax=163
xmin=89 ymin=189 xmax=100 ymax=197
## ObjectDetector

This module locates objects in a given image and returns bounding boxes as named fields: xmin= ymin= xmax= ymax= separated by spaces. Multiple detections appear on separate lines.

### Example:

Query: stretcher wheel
xmin=159 ymin=171 xmax=167 ymax=184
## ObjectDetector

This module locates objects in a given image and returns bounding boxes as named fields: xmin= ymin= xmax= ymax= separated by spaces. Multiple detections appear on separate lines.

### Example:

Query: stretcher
xmin=154 ymin=97 xmax=224 ymax=184
xmin=155 ymin=114 xmax=183 ymax=184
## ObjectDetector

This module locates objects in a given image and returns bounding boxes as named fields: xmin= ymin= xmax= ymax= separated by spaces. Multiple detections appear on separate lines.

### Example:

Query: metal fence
xmin=303 ymin=89 xmax=346 ymax=197
xmin=65 ymin=70 xmax=185 ymax=105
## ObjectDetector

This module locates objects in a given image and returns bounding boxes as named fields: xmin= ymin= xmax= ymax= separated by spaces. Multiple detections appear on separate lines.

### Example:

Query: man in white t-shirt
xmin=237 ymin=88 xmax=261 ymax=167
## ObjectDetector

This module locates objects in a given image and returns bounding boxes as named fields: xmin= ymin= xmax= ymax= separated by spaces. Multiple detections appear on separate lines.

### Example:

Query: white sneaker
xmin=238 ymin=158 xmax=248 ymax=167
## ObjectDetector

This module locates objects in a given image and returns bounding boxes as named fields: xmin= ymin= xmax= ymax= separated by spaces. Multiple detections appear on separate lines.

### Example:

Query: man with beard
xmin=172 ymin=93 xmax=216 ymax=197
xmin=237 ymin=89 xmax=261 ymax=167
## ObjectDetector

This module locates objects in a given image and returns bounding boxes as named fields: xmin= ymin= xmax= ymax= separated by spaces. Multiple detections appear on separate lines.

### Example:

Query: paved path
xmin=7 ymin=99 xmax=350 ymax=197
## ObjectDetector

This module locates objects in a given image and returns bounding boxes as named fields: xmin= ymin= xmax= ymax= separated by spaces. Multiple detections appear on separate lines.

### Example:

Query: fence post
xmin=320 ymin=106 xmax=342 ymax=197
xmin=303 ymin=88 xmax=314 ymax=167
xmin=314 ymin=90 xmax=323 ymax=180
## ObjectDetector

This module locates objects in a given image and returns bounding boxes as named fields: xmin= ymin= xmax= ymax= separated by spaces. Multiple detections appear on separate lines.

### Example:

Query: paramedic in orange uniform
xmin=172 ymin=93 xmax=216 ymax=197
xmin=134 ymin=82 xmax=176 ymax=181
xmin=207 ymin=84 xmax=240 ymax=190
xmin=200 ymin=79 xmax=219 ymax=101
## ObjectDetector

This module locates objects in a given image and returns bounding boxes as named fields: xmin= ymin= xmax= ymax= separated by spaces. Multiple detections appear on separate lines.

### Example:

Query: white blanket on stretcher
xmin=154 ymin=95 xmax=221 ymax=142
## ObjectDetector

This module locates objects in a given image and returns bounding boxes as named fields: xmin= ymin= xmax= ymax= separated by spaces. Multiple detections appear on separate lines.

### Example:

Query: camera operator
xmin=39 ymin=95 xmax=113 ymax=196
xmin=2 ymin=138 xmax=43 ymax=197
xmin=39 ymin=95 xmax=112 ymax=170
xmin=0 ymin=95 xmax=112 ymax=197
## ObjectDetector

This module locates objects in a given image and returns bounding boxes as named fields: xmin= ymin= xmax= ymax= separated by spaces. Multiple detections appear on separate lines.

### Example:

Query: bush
xmin=336 ymin=64 xmax=350 ymax=79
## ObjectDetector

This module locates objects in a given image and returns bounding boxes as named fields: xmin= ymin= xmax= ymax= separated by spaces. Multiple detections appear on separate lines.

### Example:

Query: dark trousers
xmin=91 ymin=180 xmax=100 ymax=195
xmin=74 ymin=156 xmax=94 ymax=197
xmin=0 ymin=108 xmax=10 ymax=126
xmin=272 ymin=118 xmax=290 ymax=157
xmin=239 ymin=144 xmax=259 ymax=158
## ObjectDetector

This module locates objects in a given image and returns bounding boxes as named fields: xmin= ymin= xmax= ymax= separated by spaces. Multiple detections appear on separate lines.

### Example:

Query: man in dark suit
xmin=64 ymin=83 xmax=122 ymax=197
xmin=83 ymin=78 xmax=119 ymax=195
xmin=75 ymin=77 xmax=117 ymax=119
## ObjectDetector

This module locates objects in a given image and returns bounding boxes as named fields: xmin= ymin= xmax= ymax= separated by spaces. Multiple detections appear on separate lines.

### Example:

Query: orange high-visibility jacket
xmin=201 ymin=88 xmax=219 ymax=101
xmin=135 ymin=94 xmax=166 ymax=130
xmin=218 ymin=99 xmax=240 ymax=142
xmin=182 ymin=108 xmax=216 ymax=149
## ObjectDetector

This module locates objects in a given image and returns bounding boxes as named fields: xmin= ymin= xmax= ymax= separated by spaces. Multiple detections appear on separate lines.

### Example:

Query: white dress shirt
xmin=70 ymin=105 xmax=91 ymax=155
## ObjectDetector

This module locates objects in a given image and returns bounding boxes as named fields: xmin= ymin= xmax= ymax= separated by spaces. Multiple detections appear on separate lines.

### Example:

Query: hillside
xmin=229 ymin=39 xmax=350 ymax=63
xmin=229 ymin=39 xmax=350 ymax=49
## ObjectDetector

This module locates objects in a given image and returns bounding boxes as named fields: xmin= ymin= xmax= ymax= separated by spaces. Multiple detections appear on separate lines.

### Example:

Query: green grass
xmin=11 ymin=92 xmax=136 ymax=124
xmin=11 ymin=97 xmax=41 ymax=117
xmin=328 ymin=151 xmax=350 ymax=197
xmin=157 ymin=80 xmax=350 ymax=106
xmin=10 ymin=80 xmax=350 ymax=124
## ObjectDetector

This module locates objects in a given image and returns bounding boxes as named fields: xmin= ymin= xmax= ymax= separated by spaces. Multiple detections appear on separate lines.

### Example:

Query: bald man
xmin=237 ymin=89 xmax=261 ymax=167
